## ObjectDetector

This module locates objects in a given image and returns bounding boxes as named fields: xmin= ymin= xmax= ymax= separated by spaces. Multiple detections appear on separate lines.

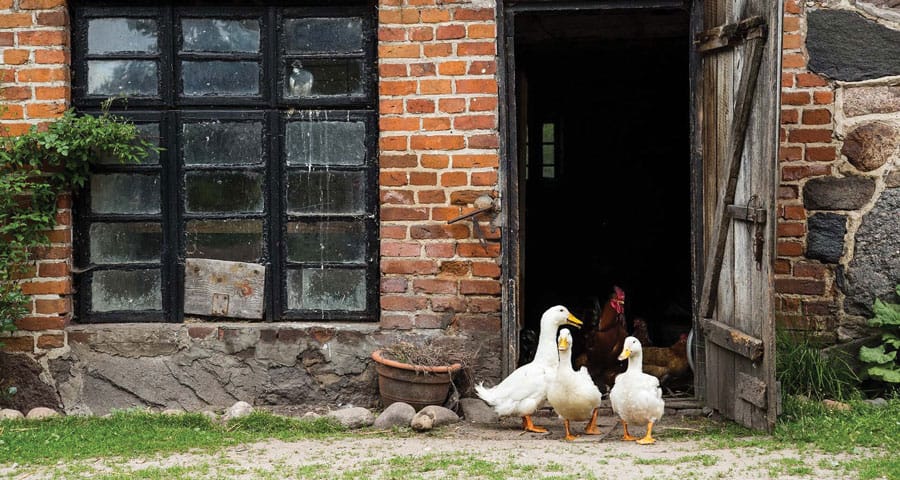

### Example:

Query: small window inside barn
xmin=71 ymin=2 xmax=378 ymax=323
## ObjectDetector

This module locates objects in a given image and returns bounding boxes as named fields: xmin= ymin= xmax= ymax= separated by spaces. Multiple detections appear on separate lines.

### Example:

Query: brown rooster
xmin=573 ymin=286 xmax=628 ymax=391
xmin=641 ymin=333 xmax=691 ymax=388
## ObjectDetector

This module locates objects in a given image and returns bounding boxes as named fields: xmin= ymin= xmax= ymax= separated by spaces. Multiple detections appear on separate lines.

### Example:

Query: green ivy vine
xmin=0 ymin=104 xmax=158 ymax=339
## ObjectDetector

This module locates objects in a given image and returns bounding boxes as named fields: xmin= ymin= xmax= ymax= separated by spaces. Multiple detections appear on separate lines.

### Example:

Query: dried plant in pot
xmin=371 ymin=340 xmax=473 ymax=411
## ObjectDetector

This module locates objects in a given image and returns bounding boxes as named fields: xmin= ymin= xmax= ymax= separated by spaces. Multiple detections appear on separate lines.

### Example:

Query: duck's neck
xmin=556 ymin=349 xmax=571 ymax=373
xmin=626 ymin=351 xmax=643 ymax=374
xmin=534 ymin=326 xmax=561 ymax=365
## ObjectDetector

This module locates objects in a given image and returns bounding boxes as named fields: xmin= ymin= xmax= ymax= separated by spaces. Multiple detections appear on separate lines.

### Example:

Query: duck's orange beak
xmin=567 ymin=314 xmax=582 ymax=328
xmin=558 ymin=336 xmax=570 ymax=351
xmin=618 ymin=348 xmax=632 ymax=361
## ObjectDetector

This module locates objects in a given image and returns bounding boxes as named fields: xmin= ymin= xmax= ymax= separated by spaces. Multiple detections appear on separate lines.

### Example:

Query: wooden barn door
xmin=692 ymin=0 xmax=783 ymax=431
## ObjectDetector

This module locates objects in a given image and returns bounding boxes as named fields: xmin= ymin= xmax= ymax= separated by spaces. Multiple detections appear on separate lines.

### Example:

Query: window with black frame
xmin=71 ymin=3 xmax=378 ymax=323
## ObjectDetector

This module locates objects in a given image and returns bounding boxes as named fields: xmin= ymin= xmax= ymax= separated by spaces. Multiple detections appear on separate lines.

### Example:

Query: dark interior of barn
xmin=515 ymin=9 xmax=694 ymax=395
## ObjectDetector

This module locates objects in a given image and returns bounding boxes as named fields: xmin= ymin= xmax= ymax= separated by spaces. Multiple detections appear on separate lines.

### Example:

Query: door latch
xmin=447 ymin=195 xmax=499 ymax=248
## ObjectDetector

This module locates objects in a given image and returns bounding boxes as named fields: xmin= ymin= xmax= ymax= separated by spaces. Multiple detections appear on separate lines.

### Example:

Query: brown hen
xmin=641 ymin=333 xmax=691 ymax=387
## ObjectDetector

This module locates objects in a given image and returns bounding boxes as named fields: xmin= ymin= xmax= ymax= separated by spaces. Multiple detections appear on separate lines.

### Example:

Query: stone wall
xmin=775 ymin=0 xmax=900 ymax=343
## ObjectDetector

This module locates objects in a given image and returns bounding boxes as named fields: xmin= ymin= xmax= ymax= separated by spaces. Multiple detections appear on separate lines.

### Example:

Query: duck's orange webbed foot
xmin=636 ymin=421 xmax=657 ymax=445
xmin=563 ymin=419 xmax=578 ymax=441
xmin=522 ymin=415 xmax=548 ymax=433
xmin=583 ymin=408 xmax=602 ymax=435
xmin=621 ymin=421 xmax=638 ymax=441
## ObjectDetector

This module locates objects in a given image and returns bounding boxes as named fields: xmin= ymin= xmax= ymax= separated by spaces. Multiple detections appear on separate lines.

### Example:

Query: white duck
xmin=475 ymin=305 xmax=583 ymax=433
xmin=547 ymin=328 xmax=604 ymax=441
xmin=609 ymin=336 xmax=665 ymax=444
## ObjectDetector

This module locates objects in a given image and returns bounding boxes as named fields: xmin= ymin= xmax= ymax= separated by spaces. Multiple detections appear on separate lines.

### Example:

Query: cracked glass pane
xmin=284 ymin=17 xmax=362 ymax=53
xmin=183 ymin=121 xmax=263 ymax=165
xmin=88 ymin=60 xmax=158 ymax=96
xmin=286 ymin=268 xmax=365 ymax=311
xmin=286 ymin=170 xmax=364 ymax=214
xmin=90 ymin=222 xmax=162 ymax=264
xmin=90 ymin=173 xmax=160 ymax=214
xmin=88 ymin=18 xmax=158 ymax=54
xmin=186 ymin=219 xmax=263 ymax=262
xmin=286 ymin=220 xmax=365 ymax=263
xmin=285 ymin=121 xmax=365 ymax=166
xmin=182 ymin=61 xmax=258 ymax=96
xmin=181 ymin=18 xmax=259 ymax=53
xmin=91 ymin=269 xmax=162 ymax=312
xmin=185 ymin=171 xmax=263 ymax=213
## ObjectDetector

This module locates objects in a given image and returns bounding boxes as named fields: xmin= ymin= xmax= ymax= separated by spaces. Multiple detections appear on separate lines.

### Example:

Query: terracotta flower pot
xmin=371 ymin=349 xmax=462 ymax=411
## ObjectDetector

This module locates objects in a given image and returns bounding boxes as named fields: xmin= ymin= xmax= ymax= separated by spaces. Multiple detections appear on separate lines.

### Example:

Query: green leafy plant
xmin=0 ymin=104 xmax=158 ymax=340
xmin=859 ymin=284 xmax=900 ymax=388
xmin=776 ymin=329 xmax=860 ymax=401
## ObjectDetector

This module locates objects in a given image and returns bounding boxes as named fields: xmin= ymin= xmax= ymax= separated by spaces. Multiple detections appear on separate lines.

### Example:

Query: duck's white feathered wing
xmin=475 ymin=361 xmax=550 ymax=417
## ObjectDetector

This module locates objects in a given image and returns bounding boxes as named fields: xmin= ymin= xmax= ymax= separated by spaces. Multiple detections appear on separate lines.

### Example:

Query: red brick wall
xmin=377 ymin=0 xmax=502 ymax=332
xmin=1 ymin=0 xmax=71 ymax=353
xmin=775 ymin=0 xmax=843 ymax=336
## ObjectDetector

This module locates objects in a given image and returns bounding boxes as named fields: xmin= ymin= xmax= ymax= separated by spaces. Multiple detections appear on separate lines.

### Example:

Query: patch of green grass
xmin=633 ymin=454 xmax=717 ymax=467
xmin=776 ymin=330 xmax=862 ymax=401
xmin=775 ymin=394 xmax=900 ymax=453
xmin=0 ymin=410 xmax=346 ymax=466
xmin=766 ymin=457 xmax=813 ymax=477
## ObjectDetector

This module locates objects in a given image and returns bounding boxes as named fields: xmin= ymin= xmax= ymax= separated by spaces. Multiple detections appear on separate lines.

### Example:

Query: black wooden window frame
xmin=71 ymin=1 xmax=379 ymax=323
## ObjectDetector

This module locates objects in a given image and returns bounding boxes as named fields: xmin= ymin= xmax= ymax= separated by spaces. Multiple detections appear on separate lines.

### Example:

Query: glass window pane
xmin=182 ymin=61 xmax=259 ymax=96
xmin=97 ymin=123 xmax=160 ymax=165
xmin=88 ymin=18 xmax=158 ymax=54
xmin=285 ymin=17 xmax=363 ymax=53
xmin=286 ymin=220 xmax=365 ymax=263
xmin=542 ymin=145 xmax=554 ymax=164
xmin=284 ymin=59 xmax=362 ymax=98
xmin=186 ymin=219 xmax=262 ymax=262
xmin=181 ymin=18 xmax=260 ymax=53
xmin=542 ymin=123 xmax=554 ymax=142
xmin=91 ymin=269 xmax=162 ymax=312
xmin=185 ymin=171 xmax=263 ymax=213
xmin=88 ymin=60 xmax=158 ymax=96
xmin=183 ymin=121 xmax=263 ymax=165
xmin=90 ymin=222 xmax=161 ymax=264
xmin=286 ymin=170 xmax=364 ymax=214
xmin=286 ymin=268 xmax=365 ymax=311
xmin=285 ymin=121 xmax=365 ymax=166
xmin=542 ymin=166 xmax=555 ymax=179
xmin=90 ymin=173 xmax=160 ymax=214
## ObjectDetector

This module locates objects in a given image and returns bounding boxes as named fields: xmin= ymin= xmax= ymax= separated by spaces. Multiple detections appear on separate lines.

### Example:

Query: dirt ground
xmin=6 ymin=409 xmax=872 ymax=479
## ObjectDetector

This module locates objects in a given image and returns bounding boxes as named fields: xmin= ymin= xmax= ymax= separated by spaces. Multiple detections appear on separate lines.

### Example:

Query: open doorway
xmin=514 ymin=8 xmax=694 ymax=396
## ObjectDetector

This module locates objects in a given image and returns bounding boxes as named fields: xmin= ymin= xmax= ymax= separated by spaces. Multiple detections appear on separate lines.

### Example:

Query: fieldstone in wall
xmin=807 ymin=9 xmax=900 ymax=82
xmin=802 ymin=176 xmax=876 ymax=210
xmin=806 ymin=213 xmax=847 ymax=264
xmin=843 ymin=85 xmax=900 ymax=117
xmin=841 ymin=122 xmax=900 ymax=172
xmin=854 ymin=0 xmax=900 ymax=23
xmin=887 ymin=170 xmax=900 ymax=188
xmin=841 ymin=187 xmax=900 ymax=316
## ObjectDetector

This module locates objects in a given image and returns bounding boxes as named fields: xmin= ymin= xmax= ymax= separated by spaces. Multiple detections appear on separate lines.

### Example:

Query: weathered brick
xmin=783 ymin=16 xmax=801 ymax=33
xmin=781 ymin=91 xmax=810 ymax=106
xmin=14 ymin=315 xmax=66 ymax=331
xmin=467 ymin=24 xmax=495 ymax=39
xmin=438 ymin=97 xmax=466 ymax=113
xmin=813 ymin=90 xmax=834 ymax=104
xmin=416 ymin=189 xmax=446 ymax=204
xmin=782 ymin=33 xmax=802 ymax=50
xmin=796 ymin=73 xmax=828 ymax=87
xmin=781 ymin=109 xmax=798 ymax=124
xmin=432 ymin=296 xmax=467 ymax=312
xmin=776 ymin=240 xmax=803 ymax=256
xmin=409 ymin=26 xmax=433 ymax=41
xmin=781 ymin=164 xmax=831 ymax=180
xmin=379 ymin=63 xmax=408 ymax=77
xmin=380 ymin=117 xmax=420 ymax=131
xmin=0 ymin=336 xmax=33 ymax=352
xmin=774 ymin=259 xmax=792 ymax=274
xmin=781 ymin=205 xmax=807 ymax=220
xmin=472 ymin=171 xmax=497 ymax=186
xmin=409 ymin=171 xmax=437 ymax=185
xmin=380 ymin=99 xmax=403 ymax=114
xmin=380 ymin=314 xmax=414 ymax=330
xmin=188 ymin=326 xmax=216 ymax=339
xmin=472 ymin=262 xmax=500 ymax=278
xmin=454 ymin=314 xmax=500 ymax=332
xmin=420 ymin=8 xmax=451 ymax=23
xmin=422 ymin=117 xmax=451 ymax=131
xmin=468 ymin=134 xmax=499 ymax=149
xmin=793 ymin=262 xmax=828 ymax=279
xmin=454 ymin=8 xmax=494 ymax=21
xmin=36 ymin=11 xmax=68 ymax=27
xmin=779 ymin=146 xmax=802 ymax=161
xmin=424 ymin=43 xmax=452 ymax=57
xmin=410 ymin=62 xmax=436 ymax=77
xmin=470 ymin=96 xmax=497 ymax=112
xmin=457 ymin=42 xmax=495 ymax=56
xmin=458 ymin=242 xmax=500 ymax=258
xmin=469 ymin=297 xmax=501 ymax=313
xmin=775 ymin=278 xmax=826 ymax=295
xmin=424 ymin=243 xmax=455 ymax=258
xmin=456 ymin=78 xmax=497 ymax=94
xmin=381 ymin=295 xmax=429 ymax=311
xmin=26 ymin=102 xmax=67 ymax=119
xmin=380 ymin=80 xmax=417 ymax=95
xmin=380 ymin=171 xmax=408 ymax=187
xmin=419 ymin=79 xmax=452 ymax=94
xmin=379 ymin=135 xmax=408 ymax=151
xmin=802 ymin=109 xmax=831 ymax=125
xmin=18 ymin=67 xmax=67 ymax=82
xmin=381 ymin=277 xmax=408 ymax=293
xmin=435 ymin=24 xmax=465 ymax=40
xmin=0 ymin=13 xmax=34 ymax=28
xmin=454 ymin=114 xmax=496 ymax=130
xmin=381 ymin=225 xmax=408 ymax=239
xmin=34 ymin=297 xmax=69 ymax=314
xmin=420 ymin=154 xmax=449 ymax=168
xmin=414 ymin=314 xmax=447 ymax=329
xmin=782 ymin=53 xmax=805 ymax=68
xmin=3 ymin=49 xmax=30 ymax=65
xmin=381 ymin=188 xmax=414 ymax=204
xmin=1 ymin=86 xmax=30 ymax=101
xmin=37 ymin=334 xmax=64 ymax=349
xmin=406 ymin=98 xmax=434 ymax=113
xmin=787 ymin=129 xmax=832 ymax=143
xmin=777 ymin=221 xmax=805 ymax=237
xmin=17 ymin=30 xmax=68 ymax=46
xmin=437 ymin=60 xmax=466 ymax=75
xmin=413 ymin=279 xmax=457 ymax=294
xmin=410 ymin=134 xmax=465 ymax=150
xmin=801 ymin=146 xmax=833 ymax=162
xmin=20 ymin=279 xmax=70 ymax=295
xmin=440 ymin=171 xmax=467 ymax=186
xmin=381 ymin=241 xmax=422 ymax=257
xmin=381 ymin=259 xmax=437 ymax=275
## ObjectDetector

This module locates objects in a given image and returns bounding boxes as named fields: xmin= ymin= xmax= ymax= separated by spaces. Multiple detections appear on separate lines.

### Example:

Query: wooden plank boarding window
xmin=71 ymin=2 xmax=379 ymax=323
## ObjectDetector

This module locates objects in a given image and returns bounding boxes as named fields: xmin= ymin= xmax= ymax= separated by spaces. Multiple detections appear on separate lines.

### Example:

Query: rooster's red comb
xmin=613 ymin=286 xmax=625 ymax=300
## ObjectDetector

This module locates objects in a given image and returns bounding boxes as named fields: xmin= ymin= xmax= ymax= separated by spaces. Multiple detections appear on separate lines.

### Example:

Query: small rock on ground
xmin=374 ymin=402 xmax=416 ymax=429
xmin=25 ymin=407 xmax=60 ymax=419
xmin=459 ymin=397 xmax=498 ymax=424
xmin=224 ymin=401 xmax=254 ymax=421
xmin=327 ymin=406 xmax=375 ymax=429
xmin=0 ymin=409 xmax=24 ymax=420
